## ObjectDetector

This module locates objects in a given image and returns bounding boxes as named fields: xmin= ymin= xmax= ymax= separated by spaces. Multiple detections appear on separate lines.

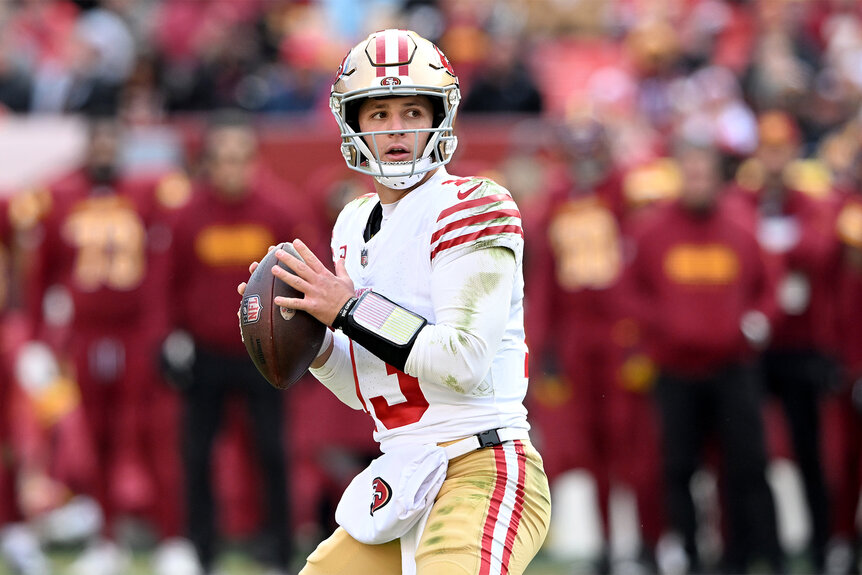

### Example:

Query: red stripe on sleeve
xmin=479 ymin=446 xmax=508 ymax=575
xmin=398 ymin=33 xmax=409 ymax=75
xmin=500 ymin=442 xmax=527 ymax=574
xmin=436 ymin=192 xmax=511 ymax=222
xmin=376 ymin=34 xmax=386 ymax=77
xmin=349 ymin=340 xmax=370 ymax=415
xmin=431 ymin=224 xmax=523 ymax=261
xmin=430 ymin=209 xmax=522 ymax=244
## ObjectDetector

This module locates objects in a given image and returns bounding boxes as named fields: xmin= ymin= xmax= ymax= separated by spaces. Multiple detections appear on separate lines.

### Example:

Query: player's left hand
xmin=272 ymin=239 xmax=355 ymax=327
xmin=237 ymin=245 xmax=276 ymax=296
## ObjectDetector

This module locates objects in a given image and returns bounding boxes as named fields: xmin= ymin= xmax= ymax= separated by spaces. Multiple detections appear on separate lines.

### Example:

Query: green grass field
xmin=0 ymin=549 xmax=574 ymax=575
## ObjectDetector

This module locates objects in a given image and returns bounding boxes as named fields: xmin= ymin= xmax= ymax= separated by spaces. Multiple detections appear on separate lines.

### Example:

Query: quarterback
xmin=242 ymin=29 xmax=550 ymax=574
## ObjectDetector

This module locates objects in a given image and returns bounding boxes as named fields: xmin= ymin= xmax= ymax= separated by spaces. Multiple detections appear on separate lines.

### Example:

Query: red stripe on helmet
xmin=375 ymin=33 xmax=386 ymax=77
xmin=398 ymin=33 xmax=409 ymax=76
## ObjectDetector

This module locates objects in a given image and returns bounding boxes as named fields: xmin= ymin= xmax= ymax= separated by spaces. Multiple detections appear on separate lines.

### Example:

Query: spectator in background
xmin=461 ymin=34 xmax=543 ymax=114
xmin=154 ymin=0 xmax=332 ymax=115
xmin=741 ymin=0 xmax=819 ymax=114
xmin=730 ymin=110 xmax=839 ymax=572
xmin=161 ymin=19 xmax=262 ymax=113
xmin=30 ymin=4 xmax=136 ymax=114
xmin=160 ymin=113 xmax=299 ymax=575
xmin=625 ymin=138 xmax=783 ymax=574
xmin=0 ymin=31 xmax=32 ymax=113
xmin=624 ymin=17 xmax=684 ymax=133
xmin=25 ymin=117 xmax=179 ymax=575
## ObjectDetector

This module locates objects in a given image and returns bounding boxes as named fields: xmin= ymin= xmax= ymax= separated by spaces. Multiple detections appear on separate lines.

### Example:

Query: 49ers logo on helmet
xmin=433 ymin=44 xmax=456 ymax=77
xmin=334 ymin=51 xmax=351 ymax=82
xmin=381 ymin=77 xmax=401 ymax=86
xmin=369 ymin=477 xmax=392 ymax=516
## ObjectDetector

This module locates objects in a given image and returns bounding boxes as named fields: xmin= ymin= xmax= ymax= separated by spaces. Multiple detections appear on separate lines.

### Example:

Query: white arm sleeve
xmin=404 ymin=246 xmax=516 ymax=394
xmin=308 ymin=329 xmax=363 ymax=410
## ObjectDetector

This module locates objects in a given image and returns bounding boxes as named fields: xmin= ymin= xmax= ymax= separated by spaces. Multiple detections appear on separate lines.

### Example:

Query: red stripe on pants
xmin=500 ymin=441 xmax=527 ymax=574
xmin=479 ymin=446 xmax=508 ymax=575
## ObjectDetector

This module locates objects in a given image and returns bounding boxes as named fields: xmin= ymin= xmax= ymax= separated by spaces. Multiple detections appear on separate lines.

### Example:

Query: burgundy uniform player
xmin=826 ymin=152 xmax=862 ymax=573
xmin=729 ymin=110 xmax=840 ymax=571
xmin=0 ymin=196 xmax=15 ymax=528
xmin=161 ymin=113 xmax=305 ymax=575
xmin=625 ymin=139 xmax=783 ymax=573
xmin=25 ymin=117 xmax=177 ymax=574
xmin=525 ymin=113 xmax=663 ymax=571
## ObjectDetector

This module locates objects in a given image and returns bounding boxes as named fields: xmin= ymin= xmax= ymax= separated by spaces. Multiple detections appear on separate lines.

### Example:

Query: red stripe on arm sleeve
xmin=436 ymin=193 xmax=511 ymax=222
xmin=431 ymin=224 xmax=523 ymax=261
xmin=430 ymin=209 xmax=522 ymax=244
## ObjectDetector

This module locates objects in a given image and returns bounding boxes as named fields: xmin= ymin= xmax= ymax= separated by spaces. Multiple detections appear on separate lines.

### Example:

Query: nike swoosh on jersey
xmin=456 ymin=183 xmax=482 ymax=200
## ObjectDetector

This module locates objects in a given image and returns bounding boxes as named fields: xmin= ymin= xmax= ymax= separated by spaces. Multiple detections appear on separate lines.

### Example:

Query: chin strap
xmin=367 ymin=157 xmax=433 ymax=190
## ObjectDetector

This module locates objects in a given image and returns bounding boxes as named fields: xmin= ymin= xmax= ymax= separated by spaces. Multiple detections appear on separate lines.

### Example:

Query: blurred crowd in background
xmin=0 ymin=0 xmax=861 ymax=574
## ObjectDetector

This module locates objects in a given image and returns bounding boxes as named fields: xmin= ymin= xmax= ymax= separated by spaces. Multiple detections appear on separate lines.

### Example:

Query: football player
xmin=24 ymin=117 xmax=176 ymax=574
xmin=626 ymin=138 xmax=784 ymax=573
xmin=525 ymin=111 xmax=664 ymax=571
xmin=240 ymin=29 xmax=551 ymax=575
xmin=729 ymin=111 xmax=841 ymax=572
xmin=163 ymin=113 xmax=301 ymax=575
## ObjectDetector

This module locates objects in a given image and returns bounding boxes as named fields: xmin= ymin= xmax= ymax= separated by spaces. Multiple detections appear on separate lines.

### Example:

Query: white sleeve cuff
xmin=309 ymin=330 xmax=363 ymax=410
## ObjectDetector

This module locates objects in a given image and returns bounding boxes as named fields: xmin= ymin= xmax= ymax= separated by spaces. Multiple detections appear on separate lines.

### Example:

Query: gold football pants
xmin=300 ymin=439 xmax=551 ymax=575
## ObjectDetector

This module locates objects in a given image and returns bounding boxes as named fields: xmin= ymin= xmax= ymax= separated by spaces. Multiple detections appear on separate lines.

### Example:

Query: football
xmin=239 ymin=242 xmax=326 ymax=389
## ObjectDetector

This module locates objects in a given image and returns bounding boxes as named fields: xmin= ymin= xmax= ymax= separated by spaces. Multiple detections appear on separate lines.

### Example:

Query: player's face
xmin=206 ymin=126 xmax=257 ymax=199
xmin=87 ymin=120 xmax=120 ymax=183
xmin=757 ymin=141 xmax=796 ymax=179
xmin=678 ymin=146 xmax=721 ymax=211
xmin=357 ymin=96 xmax=434 ymax=164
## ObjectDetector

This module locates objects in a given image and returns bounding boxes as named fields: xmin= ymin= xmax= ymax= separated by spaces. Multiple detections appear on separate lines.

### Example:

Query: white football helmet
xmin=330 ymin=29 xmax=461 ymax=189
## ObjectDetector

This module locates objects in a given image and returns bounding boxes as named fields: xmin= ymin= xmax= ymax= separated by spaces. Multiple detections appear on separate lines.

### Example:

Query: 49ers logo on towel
xmin=370 ymin=477 xmax=392 ymax=515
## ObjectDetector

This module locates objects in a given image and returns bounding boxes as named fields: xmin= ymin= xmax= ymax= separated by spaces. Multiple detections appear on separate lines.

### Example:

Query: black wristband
xmin=335 ymin=291 xmax=427 ymax=371
xmin=332 ymin=296 xmax=358 ymax=330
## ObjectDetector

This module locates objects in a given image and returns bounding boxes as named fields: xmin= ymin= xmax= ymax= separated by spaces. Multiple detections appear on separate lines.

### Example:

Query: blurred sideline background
xmin=0 ymin=1 xmax=860 ymax=575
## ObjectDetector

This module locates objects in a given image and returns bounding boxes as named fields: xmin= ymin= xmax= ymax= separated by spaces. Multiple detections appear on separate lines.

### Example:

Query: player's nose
xmin=386 ymin=115 xmax=406 ymax=134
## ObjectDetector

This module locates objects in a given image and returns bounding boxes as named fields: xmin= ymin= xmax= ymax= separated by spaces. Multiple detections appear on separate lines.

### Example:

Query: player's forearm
xmin=310 ymin=328 xmax=334 ymax=369
xmin=309 ymin=330 xmax=363 ymax=409
xmin=404 ymin=324 xmax=495 ymax=393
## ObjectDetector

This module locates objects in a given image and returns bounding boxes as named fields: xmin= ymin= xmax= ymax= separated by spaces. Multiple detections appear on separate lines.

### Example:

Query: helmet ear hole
xmin=432 ymin=100 xmax=446 ymax=129
xmin=345 ymin=100 xmax=361 ymax=134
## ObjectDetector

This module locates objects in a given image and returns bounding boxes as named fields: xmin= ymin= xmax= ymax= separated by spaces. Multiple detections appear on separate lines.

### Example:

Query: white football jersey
xmin=328 ymin=168 xmax=530 ymax=452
